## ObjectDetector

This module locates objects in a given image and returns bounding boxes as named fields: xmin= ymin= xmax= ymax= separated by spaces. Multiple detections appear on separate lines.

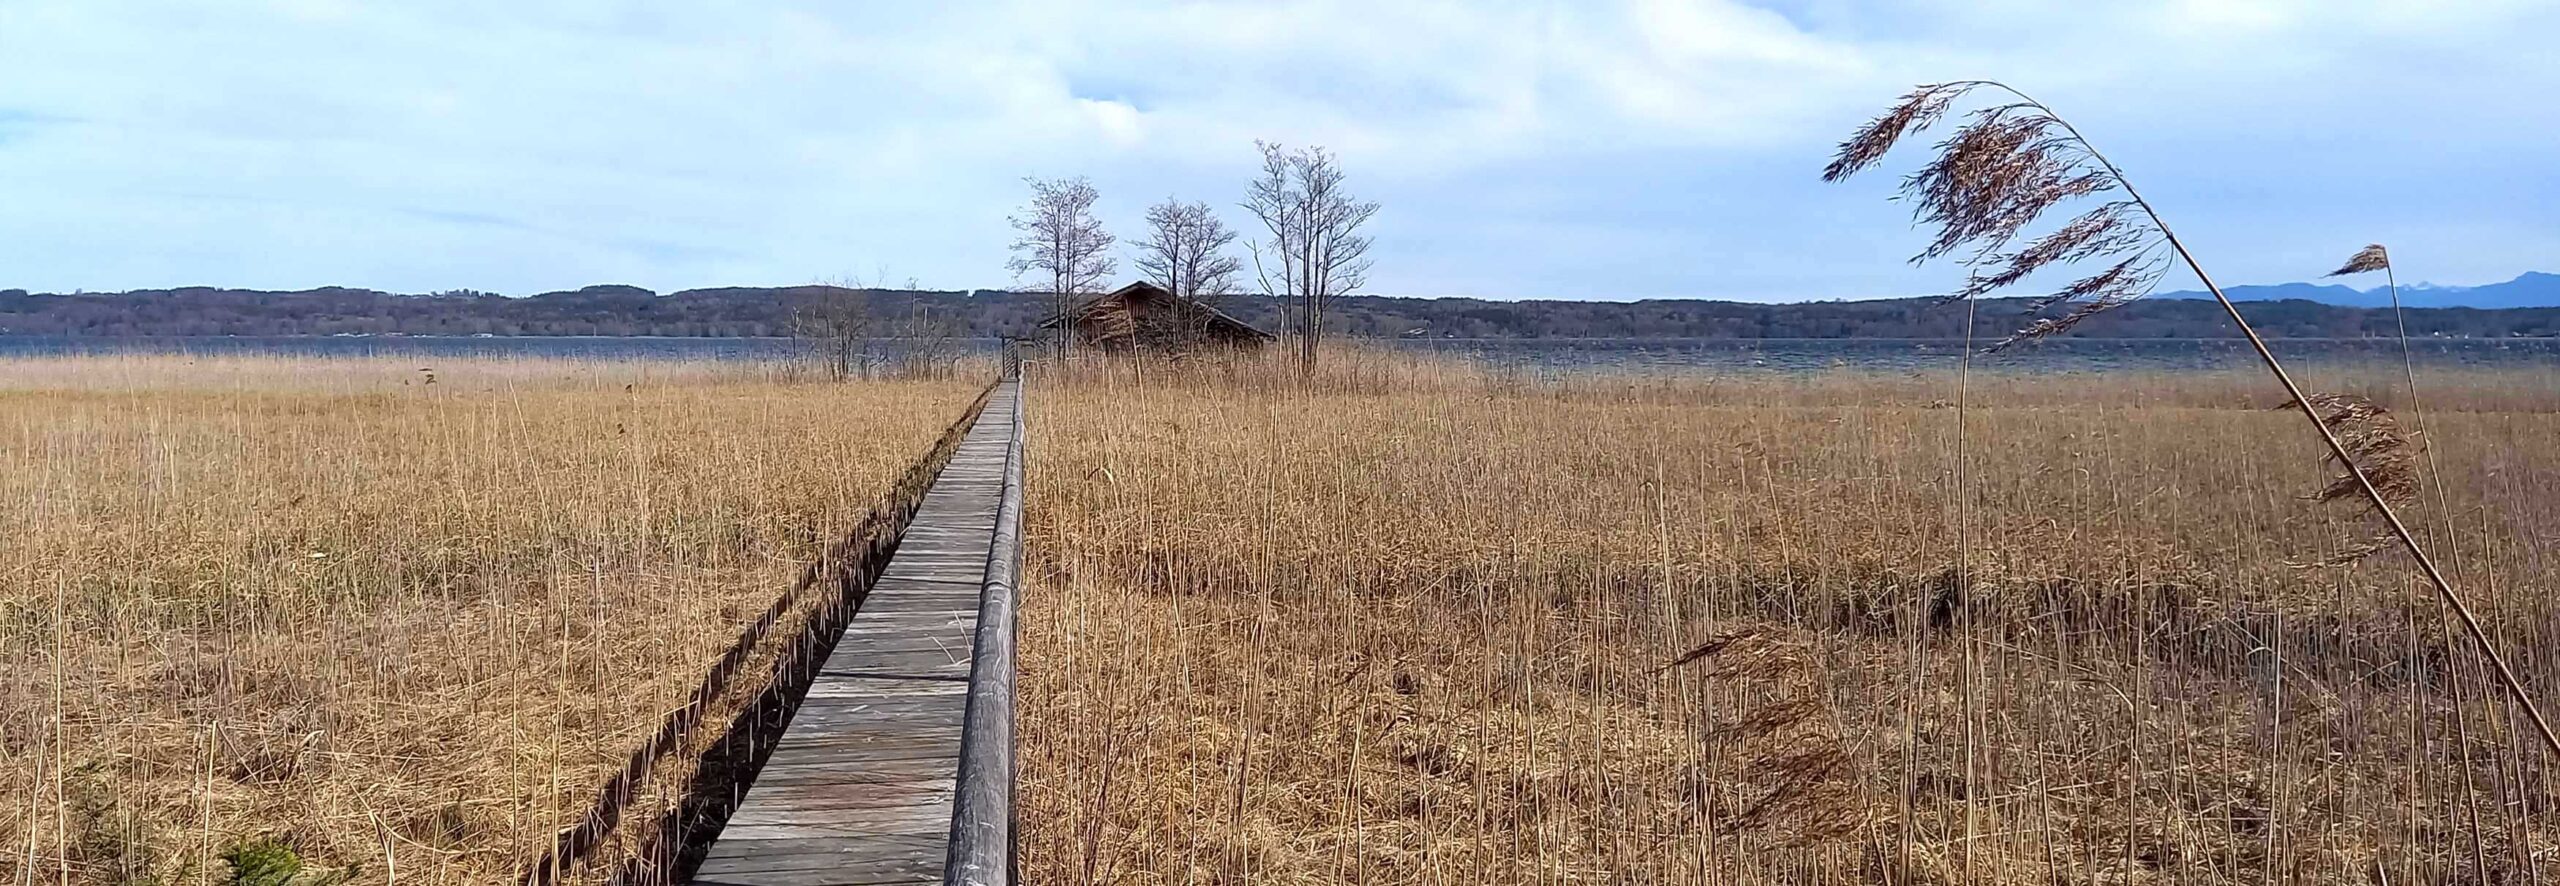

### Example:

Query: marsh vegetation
xmin=10 ymin=338 xmax=2558 ymax=885
xmin=1 ymin=354 xmax=981 ymax=883
xmin=1019 ymin=348 xmax=2560 ymax=884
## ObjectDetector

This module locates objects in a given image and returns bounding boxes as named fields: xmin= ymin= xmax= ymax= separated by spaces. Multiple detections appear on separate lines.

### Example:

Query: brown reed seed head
xmin=2278 ymin=392 xmax=2421 ymax=566
xmin=1821 ymin=82 xmax=1970 ymax=183
xmin=1826 ymin=81 xmax=2171 ymax=348
xmin=2328 ymin=243 xmax=2391 ymax=277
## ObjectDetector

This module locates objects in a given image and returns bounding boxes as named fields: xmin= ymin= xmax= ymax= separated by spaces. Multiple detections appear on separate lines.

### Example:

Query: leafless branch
xmin=1137 ymin=198 xmax=1243 ymax=304
xmin=1009 ymin=176 xmax=1116 ymax=351
xmin=1242 ymin=141 xmax=1378 ymax=375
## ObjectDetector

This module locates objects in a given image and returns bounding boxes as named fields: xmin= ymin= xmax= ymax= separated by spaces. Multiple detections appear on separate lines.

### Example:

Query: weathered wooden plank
xmin=827 ymin=625 xmax=974 ymax=642
xmin=821 ymin=645 xmax=973 ymax=665
xmin=772 ymin=710 xmax=970 ymax=733
xmin=718 ymin=780 xmax=954 ymax=805
xmin=859 ymin=578 xmax=985 ymax=593
xmin=751 ymin=756 xmax=957 ymax=777
xmin=829 ymin=632 xmax=967 ymax=647
xmin=695 ymin=872 xmax=937 ymax=886
xmin=832 ymin=613 xmax=973 ymax=627
xmin=722 ymin=799 xmax=959 ymax=829
xmin=829 ymin=620 xmax=971 ymax=635
xmin=782 ymin=700 xmax=968 ymax=720
xmin=720 ymin=799 xmax=959 ymax=824
xmin=852 ymin=595 xmax=984 ymax=614
xmin=720 ymin=783 xmax=956 ymax=814
xmin=875 ymin=565 xmax=989 ymax=578
xmin=754 ymin=722 xmax=963 ymax=744
xmin=817 ymin=648 xmax=974 ymax=668
xmin=702 ymin=848 xmax=945 ymax=877
xmin=831 ymin=609 xmax=974 ymax=624
xmin=830 ymin=627 xmax=975 ymax=644
xmin=826 ymin=631 xmax=973 ymax=649
xmin=747 ymin=756 xmax=953 ymax=777
xmin=704 ymin=834 xmax=947 ymax=862
xmin=720 ymin=815 xmax=955 ymax=838
xmin=755 ymin=734 xmax=965 ymax=758
xmin=699 ymin=871 xmax=938 ymax=885
xmin=769 ymin=714 xmax=965 ymax=735
xmin=828 ymin=627 xmax=971 ymax=640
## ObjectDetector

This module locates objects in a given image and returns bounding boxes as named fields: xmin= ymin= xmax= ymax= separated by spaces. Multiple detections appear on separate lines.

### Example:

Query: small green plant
xmin=221 ymin=838 xmax=352 ymax=886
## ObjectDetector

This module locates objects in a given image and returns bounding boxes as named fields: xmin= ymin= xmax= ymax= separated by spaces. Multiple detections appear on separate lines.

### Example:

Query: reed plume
xmin=1825 ymin=80 xmax=2560 ymax=759
xmin=2287 ymin=394 xmax=2418 ymax=508
xmin=2330 ymin=243 xmax=2392 ymax=277
xmin=2278 ymin=393 xmax=2418 ymax=566
xmin=2321 ymin=245 xmax=2426 ymax=525
xmin=1824 ymin=81 xmax=2169 ymax=348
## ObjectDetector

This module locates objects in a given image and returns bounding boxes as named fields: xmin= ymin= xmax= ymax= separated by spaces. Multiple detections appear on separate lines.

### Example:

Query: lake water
xmin=5 ymin=334 xmax=2558 ymax=374
xmin=1399 ymin=337 xmax=2560 ymax=374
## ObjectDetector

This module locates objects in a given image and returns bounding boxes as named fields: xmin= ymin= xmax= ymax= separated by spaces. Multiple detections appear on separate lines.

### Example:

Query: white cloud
xmin=1077 ymin=98 xmax=1147 ymax=149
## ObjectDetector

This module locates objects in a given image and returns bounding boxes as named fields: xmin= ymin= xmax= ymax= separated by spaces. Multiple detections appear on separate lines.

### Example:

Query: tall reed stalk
xmin=1822 ymin=79 xmax=2560 ymax=760
xmin=2329 ymin=243 xmax=2508 ymax=877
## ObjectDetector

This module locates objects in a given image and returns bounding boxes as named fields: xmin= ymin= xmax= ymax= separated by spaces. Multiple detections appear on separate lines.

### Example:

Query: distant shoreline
xmin=9 ymin=333 xmax=2557 ymax=374
xmin=7 ymin=284 xmax=2557 ymax=341
xmin=5 ymin=333 xmax=2557 ymax=342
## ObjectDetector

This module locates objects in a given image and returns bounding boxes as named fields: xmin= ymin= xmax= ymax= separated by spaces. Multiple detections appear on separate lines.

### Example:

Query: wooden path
xmin=693 ymin=380 xmax=1021 ymax=886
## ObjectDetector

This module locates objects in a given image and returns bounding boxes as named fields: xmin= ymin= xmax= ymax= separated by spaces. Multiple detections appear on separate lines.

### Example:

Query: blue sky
xmin=1 ymin=1 xmax=2554 ymax=302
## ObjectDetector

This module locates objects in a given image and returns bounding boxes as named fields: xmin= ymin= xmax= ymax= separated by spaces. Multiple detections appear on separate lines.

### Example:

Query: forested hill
xmin=6 ymin=284 xmax=2559 ymax=340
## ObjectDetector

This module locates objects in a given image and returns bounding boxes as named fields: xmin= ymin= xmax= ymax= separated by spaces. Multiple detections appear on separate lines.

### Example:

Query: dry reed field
xmin=1 ymin=353 xmax=982 ymax=884
xmin=1019 ymin=349 xmax=2560 ymax=884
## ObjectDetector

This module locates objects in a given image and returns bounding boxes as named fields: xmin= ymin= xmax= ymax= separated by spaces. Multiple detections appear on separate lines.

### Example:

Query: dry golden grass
xmin=0 ymin=354 xmax=981 ymax=884
xmin=1019 ymin=348 xmax=2560 ymax=884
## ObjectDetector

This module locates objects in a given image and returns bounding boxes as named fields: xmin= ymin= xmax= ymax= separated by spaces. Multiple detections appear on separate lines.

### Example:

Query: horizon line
xmin=8 ymin=269 xmax=2553 ymax=306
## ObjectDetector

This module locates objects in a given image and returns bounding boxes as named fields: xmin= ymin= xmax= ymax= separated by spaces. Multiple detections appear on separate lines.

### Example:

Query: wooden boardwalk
xmin=693 ymin=381 xmax=1021 ymax=886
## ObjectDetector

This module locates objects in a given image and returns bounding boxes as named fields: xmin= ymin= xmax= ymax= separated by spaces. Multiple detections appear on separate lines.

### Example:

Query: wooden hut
xmin=1035 ymin=281 xmax=1273 ymax=352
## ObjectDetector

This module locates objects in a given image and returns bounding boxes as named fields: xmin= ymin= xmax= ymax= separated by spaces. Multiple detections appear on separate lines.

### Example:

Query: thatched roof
xmin=1033 ymin=281 xmax=1274 ymax=342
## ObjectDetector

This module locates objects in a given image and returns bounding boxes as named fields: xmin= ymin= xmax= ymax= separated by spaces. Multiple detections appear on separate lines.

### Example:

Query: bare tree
xmin=1007 ymin=176 xmax=1116 ymax=352
xmin=790 ymin=281 xmax=873 ymax=380
xmin=1136 ymin=198 xmax=1243 ymax=301
xmin=890 ymin=302 xmax=963 ymax=378
xmin=1243 ymin=141 xmax=1379 ymax=374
